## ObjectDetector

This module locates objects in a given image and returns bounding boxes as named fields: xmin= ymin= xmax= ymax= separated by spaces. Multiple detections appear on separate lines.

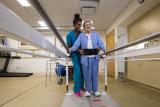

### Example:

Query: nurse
xmin=71 ymin=20 xmax=106 ymax=97
xmin=66 ymin=14 xmax=84 ymax=97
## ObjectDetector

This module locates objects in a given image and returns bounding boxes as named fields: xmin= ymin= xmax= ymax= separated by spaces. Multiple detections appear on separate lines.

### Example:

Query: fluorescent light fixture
xmin=17 ymin=0 xmax=31 ymax=7
xmin=35 ymin=26 xmax=74 ymax=30
xmin=38 ymin=21 xmax=47 ymax=27
xmin=35 ymin=26 xmax=49 ymax=30
xmin=35 ymin=26 xmax=64 ymax=30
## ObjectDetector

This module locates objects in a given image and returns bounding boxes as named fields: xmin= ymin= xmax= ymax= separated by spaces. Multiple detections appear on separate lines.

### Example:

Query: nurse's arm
xmin=66 ymin=33 xmax=72 ymax=48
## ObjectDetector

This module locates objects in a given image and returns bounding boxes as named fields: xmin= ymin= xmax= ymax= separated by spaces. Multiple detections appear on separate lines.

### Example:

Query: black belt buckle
xmin=83 ymin=49 xmax=98 ymax=55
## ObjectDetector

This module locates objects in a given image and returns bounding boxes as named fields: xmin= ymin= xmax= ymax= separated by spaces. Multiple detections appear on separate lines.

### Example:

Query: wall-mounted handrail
xmin=0 ymin=45 xmax=52 ymax=58
xmin=29 ymin=0 xmax=69 ymax=52
xmin=0 ymin=45 xmax=68 ymax=62
xmin=106 ymin=32 xmax=160 ymax=55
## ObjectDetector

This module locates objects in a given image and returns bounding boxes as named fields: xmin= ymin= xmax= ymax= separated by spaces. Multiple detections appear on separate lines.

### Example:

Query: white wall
xmin=7 ymin=56 xmax=72 ymax=75
xmin=8 ymin=58 xmax=49 ymax=74
xmin=114 ymin=26 xmax=128 ymax=79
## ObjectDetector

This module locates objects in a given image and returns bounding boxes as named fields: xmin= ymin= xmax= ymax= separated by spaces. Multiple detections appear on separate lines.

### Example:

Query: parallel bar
xmin=0 ymin=3 xmax=66 ymax=58
xmin=107 ymin=58 xmax=160 ymax=62
xmin=29 ymin=0 xmax=69 ymax=52
xmin=106 ymin=46 xmax=160 ymax=60
xmin=66 ymin=58 xmax=69 ymax=93
xmin=45 ymin=61 xmax=48 ymax=85
xmin=106 ymin=32 xmax=160 ymax=54
xmin=103 ymin=59 xmax=107 ymax=92
xmin=0 ymin=46 xmax=52 ymax=58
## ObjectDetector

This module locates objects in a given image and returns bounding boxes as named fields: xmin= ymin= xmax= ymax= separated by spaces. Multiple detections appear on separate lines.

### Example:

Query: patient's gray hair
xmin=83 ymin=19 xmax=92 ymax=28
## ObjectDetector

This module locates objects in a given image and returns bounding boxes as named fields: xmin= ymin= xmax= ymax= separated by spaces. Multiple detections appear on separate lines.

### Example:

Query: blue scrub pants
xmin=71 ymin=54 xmax=84 ymax=93
xmin=82 ymin=57 xmax=99 ymax=92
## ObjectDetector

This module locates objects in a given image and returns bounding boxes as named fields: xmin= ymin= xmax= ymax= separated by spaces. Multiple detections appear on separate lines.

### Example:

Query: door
xmin=106 ymin=30 xmax=115 ymax=77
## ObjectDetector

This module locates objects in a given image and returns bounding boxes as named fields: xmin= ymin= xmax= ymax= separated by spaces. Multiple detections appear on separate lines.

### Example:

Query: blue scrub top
xmin=66 ymin=30 xmax=81 ymax=55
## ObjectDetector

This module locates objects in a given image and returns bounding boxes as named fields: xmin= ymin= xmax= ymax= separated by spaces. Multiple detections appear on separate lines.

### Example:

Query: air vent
xmin=81 ymin=6 xmax=96 ymax=15
xmin=80 ymin=0 xmax=99 ymax=14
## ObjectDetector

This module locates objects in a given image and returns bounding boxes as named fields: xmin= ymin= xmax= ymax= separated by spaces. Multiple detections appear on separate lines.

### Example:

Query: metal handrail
xmin=29 ymin=0 xmax=69 ymax=52
xmin=0 ymin=46 xmax=53 ymax=58
xmin=106 ymin=32 xmax=160 ymax=55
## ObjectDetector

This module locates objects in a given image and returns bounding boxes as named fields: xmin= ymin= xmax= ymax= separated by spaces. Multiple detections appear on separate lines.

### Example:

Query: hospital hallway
xmin=1 ymin=0 xmax=160 ymax=107
xmin=0 ymin=75 xmax=160 ymax=107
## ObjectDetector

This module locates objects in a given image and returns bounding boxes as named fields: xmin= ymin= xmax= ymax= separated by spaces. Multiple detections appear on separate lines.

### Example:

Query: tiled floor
xmin=0 ymin=75 xmax=160 ymax=107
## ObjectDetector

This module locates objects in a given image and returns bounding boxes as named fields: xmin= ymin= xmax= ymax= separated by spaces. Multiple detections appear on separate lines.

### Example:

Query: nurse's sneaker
xmin=94 ymin=91 xmax=101 ymax=97
xmin=85 ymin=91 xmax=91 ymax=97
xmin=74 ymin=92 xmax=81 ymax=97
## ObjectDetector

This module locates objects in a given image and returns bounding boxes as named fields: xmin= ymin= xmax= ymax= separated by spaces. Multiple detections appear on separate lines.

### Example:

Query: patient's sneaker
xmin=74 ymin=92 xmax=81 ymax=97
xmin=94 ymin=91 xmax=101 ymax=97
xmin=85 ymin=91 xmax=91 ymax=97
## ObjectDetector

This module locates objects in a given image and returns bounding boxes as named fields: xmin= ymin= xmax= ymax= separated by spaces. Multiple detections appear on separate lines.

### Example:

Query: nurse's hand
xmin=67 ymin=48 xmax=72 ymax=54
xmin=67 ymin=50 xmax=70 ymax=54
xmin=66 ymin=51 xmax=71 ymax=58
xmin=78 ymin=49 xmax=85 ymax=55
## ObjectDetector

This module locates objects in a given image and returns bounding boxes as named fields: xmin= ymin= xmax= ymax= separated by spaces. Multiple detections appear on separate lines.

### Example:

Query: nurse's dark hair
xmin=73 ymin=13 xmax=82 ymax=25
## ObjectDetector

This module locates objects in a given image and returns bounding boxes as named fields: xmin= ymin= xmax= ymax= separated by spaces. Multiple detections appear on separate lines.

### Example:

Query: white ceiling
xmin=0 ymin=0 xmax=132 ymax=32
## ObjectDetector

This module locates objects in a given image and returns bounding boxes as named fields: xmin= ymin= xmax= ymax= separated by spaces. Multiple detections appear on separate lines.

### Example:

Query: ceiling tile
xmin=0 ymin=0 xmax=133 ymax=31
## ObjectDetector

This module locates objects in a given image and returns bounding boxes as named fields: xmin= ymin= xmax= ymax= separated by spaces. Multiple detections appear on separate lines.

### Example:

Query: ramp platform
xmin=62 ymin=92 xmax=121 ymax=107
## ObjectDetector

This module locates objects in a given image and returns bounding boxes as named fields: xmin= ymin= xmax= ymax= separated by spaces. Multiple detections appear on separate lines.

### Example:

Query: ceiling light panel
xmin=17 ymin=0 xmax=31 ymax=7
xmin=38 ymin=21 xmax=47 ymax=27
